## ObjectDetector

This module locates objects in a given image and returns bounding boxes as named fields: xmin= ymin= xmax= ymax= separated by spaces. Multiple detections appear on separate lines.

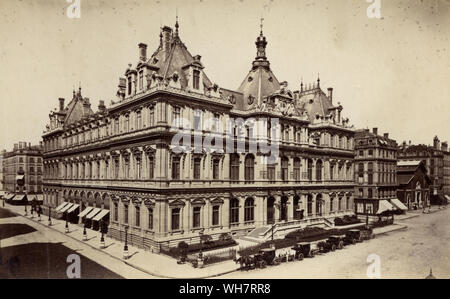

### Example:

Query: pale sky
xmin=1 ymin=0 xmax=449 ymax=151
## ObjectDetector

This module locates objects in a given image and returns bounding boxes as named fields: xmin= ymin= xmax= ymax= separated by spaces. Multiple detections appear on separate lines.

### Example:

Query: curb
xmin=373 ymin=225 xmax=408 ymax=237
xmin=2 ymin=206 xmax=239 ymax=279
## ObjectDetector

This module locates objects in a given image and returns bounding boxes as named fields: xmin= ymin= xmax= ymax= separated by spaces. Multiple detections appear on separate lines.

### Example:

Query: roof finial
xmin=175 ymin=11 xmax=179 ymax=36
xmin=260 ymin=17 xmax=264 ymax=35
xmin=300 ymin=78 xmax=304 ymax=92
xmin=317 ymin=73 xmax=320 ymax=87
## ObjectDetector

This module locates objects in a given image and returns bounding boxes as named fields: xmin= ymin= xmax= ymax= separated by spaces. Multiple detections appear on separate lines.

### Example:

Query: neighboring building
xmin=354 ymin=128 xmax=399 ymax=220
xmin=398 ymin=136 xmax=446 ymax=205
xmin=396 ymin=160 xmax=432 ymax=210
xmin=42 ymin=22 xmax=356 ymax=251
xmin=0 ymin=149 xmax=5 ymax=191
xmin=442 ymin=142 xmax=450 ymax=198
xmin=2 ymin=142 xmax=43 ymax=202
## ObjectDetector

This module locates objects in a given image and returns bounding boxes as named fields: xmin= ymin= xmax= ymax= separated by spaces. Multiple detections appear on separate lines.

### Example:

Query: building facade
xmin=442 ymin=142 xmax=450 ymax=197
xmin=2 ymin=142 xmax=43 ymax=195
xmin=42 ymin=22 xmax=356 ymax=251
xmin=0 ymin=150 xmax=5 ymax=191
xmin=398 ymin=136 xmax=446 ymax=204
xmin=354 ymin=128 xmax=398 ymax=218
xmin=396 ymin=160 xmax=431 ymax=209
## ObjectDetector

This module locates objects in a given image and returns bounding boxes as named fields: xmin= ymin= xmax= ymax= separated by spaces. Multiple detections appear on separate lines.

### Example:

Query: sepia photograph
xmin=0 ymin=0 xmax=449 ymax=286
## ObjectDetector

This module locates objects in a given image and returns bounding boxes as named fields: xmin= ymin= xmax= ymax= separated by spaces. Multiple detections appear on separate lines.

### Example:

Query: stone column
xmin=223 ymin=197 xmax=230 ymax=228
xmin=183 ymin=200 xmax=191 ymax=233
xmin=274 ymin=197 xmax=280 ymax=222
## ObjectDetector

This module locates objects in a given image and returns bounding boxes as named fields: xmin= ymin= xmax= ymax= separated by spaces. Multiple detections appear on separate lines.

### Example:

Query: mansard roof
xmin=295 ymin=82 xmax=339 ymax=122
xmin=64 ymin=88 xmax=94 ymax=125
xmin=138 ymin=25 xmax=213 ymax=91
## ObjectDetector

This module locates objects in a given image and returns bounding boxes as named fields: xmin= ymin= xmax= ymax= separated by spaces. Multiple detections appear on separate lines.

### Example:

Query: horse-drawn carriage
xmin=291 ymin=242 xmax=318 ymax=260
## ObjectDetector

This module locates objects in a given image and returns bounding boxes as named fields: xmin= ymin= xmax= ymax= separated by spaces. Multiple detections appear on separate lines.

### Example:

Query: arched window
xmin=329 ymin=196 xmax=333 ymax=213
xmin=281 ymin=157 xmax=289 ymax=181
xmin=230 ymin=198 xmax=239 ymax=224
xmin=316 ymin=160 xmax=323 ymax=181
xmin=193 ymin=206 xmax=201 ymax=228
xmin=244 ymin=197 xmax=254 ymax=222
xmin=317 ymin=194 xmax=323 ymax=215
xmin=244 ymin=155 xmax=255 ymax=182
xmin=293 ymin=158 xmax=301 ymax=181
xmin=148 ymin=156 xmax=154 ymax=179
xmin=148 ymin=207 xmax=153 ymax=230
xmin=171 ymin=208 xmax=180 ymax=230
xmin=230 ymin=154 xmax=240 ymax=181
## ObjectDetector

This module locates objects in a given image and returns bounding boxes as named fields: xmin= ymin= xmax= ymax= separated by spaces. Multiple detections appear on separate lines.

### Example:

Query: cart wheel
xmin=298 ymin=253 xmax=304 ymax=261
xmin=309 ymin=250 xmax=315 ymax=258
xmin=338 ymin=241 xmax=343 ymax=249
xmin=352 ymin=238 xmax=356 ymax=245
xmin=331 ymin=244 xmax=336 ymax=251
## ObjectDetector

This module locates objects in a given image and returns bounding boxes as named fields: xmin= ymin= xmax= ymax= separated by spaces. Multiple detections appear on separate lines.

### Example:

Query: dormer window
xmin=139 ymin=71 xmax=144 ymax=90
xmin=193 ymin=69 xmax=200 ymax=90
xmin=127 ymin=76 xmax=132 ymax=95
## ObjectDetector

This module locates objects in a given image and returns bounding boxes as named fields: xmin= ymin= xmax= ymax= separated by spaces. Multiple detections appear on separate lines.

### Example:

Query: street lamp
xmin=123 ymin=225 xmax=129 ymax=259
xmin=83 ymin=219 xmax=88 ymax=241
xmin=100 ymin=219 xmax=105 ymax=249
xmin=48 ymin=206 xmax=52 ymax=226
xmin=65 ymin=211 xmax=69 ymax=233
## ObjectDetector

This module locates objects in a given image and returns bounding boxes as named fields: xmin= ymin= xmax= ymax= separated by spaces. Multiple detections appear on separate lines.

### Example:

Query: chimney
xmin=138 ymin=43 xmax=147 ymax=61
xmin=58 ymin=98 xmax=65 ymax=111
xmin=98 ymin=100 xmax=106 ymax=113
xmin=194 ymin=55 xmax=201 ymax=62
xmin=442 ymin=142 xmax=448 ymax=152
xmin=372 ymin=128 xmax=378 ymax=135
xmin=14 ymin=143 xmax=18 ymax=150
xmin=384 ymin=133 xmax=389 ymax=139
xmin=433 ymin=136 xmax=440 ymax=149
xmin=162 ymin=26 xmax=173 ymax=61
xmin=327 ymin=88 xmax=333 ymax=102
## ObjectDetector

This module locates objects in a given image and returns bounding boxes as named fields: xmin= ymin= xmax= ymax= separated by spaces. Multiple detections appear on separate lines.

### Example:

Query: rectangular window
xmin=149 ymin=106 xmax=155 ymax=126
xmin=114 ymin=203 xmax=118 ymax=222
xmin=194 ymin=109 xmax=202 ymax=131
xmin=135 ymin=206 xmax=140 ymax=227
xmin=213 ymin=159 xmax=220 ymax=180
xmin=193 ymin=70 xmax=200 ymax=89
xmin=115 ymin=118 xmax=120 ymax=134
xmin=212 ymin=206 xmax=219 ymax=226
xmin=148 ymin=208 xmax=153 ymax=230
xmin=148 ymin=156 xmax=154 ymax=179
xmin=171 ymin=208 xmax=180 ymax=230
xmin=172 ymin=156 xmax=180 ymax=180
xmin=136 ymin=111 xmax=142 ymax=130
xmin=172 ymin=107 xmax=181 ymax=128
xmin=193 ymin=206 xmax=201 ymax=228
xmin=193 ymin=157 xmax=201 ymax=180
xmin=124 ymin=204 xmax=129 ymax=224
xmin=267 ymin=165 xmax=276 ymax=182
xmin=128 ymin=77 xmax=132 ymax=95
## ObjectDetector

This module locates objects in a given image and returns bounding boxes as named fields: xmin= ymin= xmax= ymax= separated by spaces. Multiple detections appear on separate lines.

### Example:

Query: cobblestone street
xmin=221 ymin=208 xmax=450 ymax=279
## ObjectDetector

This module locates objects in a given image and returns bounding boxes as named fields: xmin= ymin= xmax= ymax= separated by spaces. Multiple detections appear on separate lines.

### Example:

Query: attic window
xmin=153 ymin=57 xmax=158 ymax=64
xmin=248 ymin=76 xmax=253 ymax=82
xmin=268 ymin=76 xmax=273 ymax=82
xmin=309 ymin=99 xmax=314 ymax=104
xmin=193 ymin=70 xmax=200 ymax=90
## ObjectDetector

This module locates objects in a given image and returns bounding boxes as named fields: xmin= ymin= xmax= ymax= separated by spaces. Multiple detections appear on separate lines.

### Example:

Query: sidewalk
xmin=2 ymin=203 xmax=239 ymax=279
xmin=372 ymin=223 xmax=407 ymax=236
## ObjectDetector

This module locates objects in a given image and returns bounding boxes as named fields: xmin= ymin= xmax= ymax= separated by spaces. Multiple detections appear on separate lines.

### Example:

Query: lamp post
xmin=38 ymin=205 xmax=41 ymax=221
xmin=123 ymin=225 xmax=129 ymax=259
xmin=48 ymin=206 xmax=52 ymax=226
xmin=100 ymin=219 xmax=105 ymax=249
xmin=65 ymin=211 xmax=69 ymax=233
xmin=83 ymin=219 xmax=87 ymax=241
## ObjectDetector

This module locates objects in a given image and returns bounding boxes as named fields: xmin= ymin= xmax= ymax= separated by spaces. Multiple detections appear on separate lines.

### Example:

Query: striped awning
xmin=12 ymin=194 xmax=26 ymax=201
xmin=85 ymin=208 xmax=101 ymax=220
xmin=59 ymin=203 xmax=74 ymax=213
xmin=92 ymin=209 xmax=109 ymax=222
xmin=67 ymin=204 xmax=80 ymax=214
xmin=5 ymin=193 xmax=15 ymax=200
xmin=78 ymin=207 xmax=94 ymax=218
xmin=55 ymin=202 xmax=69 ymax=212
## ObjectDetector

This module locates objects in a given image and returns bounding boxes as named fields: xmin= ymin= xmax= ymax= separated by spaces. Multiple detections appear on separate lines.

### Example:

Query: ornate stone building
xmin=42 ymin=22 xmax=355 ymax=251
